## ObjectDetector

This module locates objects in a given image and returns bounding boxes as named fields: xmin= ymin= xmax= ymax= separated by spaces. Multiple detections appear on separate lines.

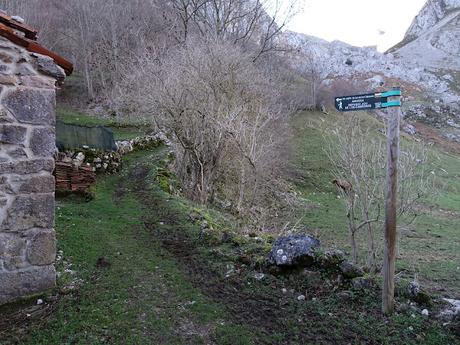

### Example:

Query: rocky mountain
xmin=283 ymin=0 xmax=460 ymax=144
xmin=390 ymin=0 xmax=460 ymax=70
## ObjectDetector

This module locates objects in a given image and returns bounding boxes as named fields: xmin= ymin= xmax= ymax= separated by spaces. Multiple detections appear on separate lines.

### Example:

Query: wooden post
xmin=382 ymin=88 xmax=401 ymax=315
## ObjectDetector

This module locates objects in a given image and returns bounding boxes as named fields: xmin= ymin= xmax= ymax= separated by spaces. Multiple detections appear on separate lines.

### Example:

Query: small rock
xmin=408 ymin=281 xmax=420 ymax=296
xmin=407 ymin=281 xmax=432 ymax=306
xmin=337 ymin=291 xmax=353 ymax=300
xmin=60 ymin=284 xmax=78 ymax=295
xmin=421 ymin=309 xmax=429 ymax=316
xmin=282 ymin=288 xmax=288 ymax=294
xmin=317 ymin=249 xmax=345 ymax=269
xmin=439 ymin=299 xmax=460 ymax=321
xmin=200 ymin=220 xmax=210 ymax=230
xmin=11 ymin=15 xmax=25 ymax=23
xmin=297 ymin=295 xmax=306 ymax=301
xmin=36 ymin=299 xmax=44 ymax=305
xmin=403 ymin=123 xmax=417 ymax=136
xmin=352 ymin=277 xmax=375 ymax=290
xmin=339 ymin=261 xmax=364 ymax=279
xmin=254 ymin=272 xmax=265 ymax=281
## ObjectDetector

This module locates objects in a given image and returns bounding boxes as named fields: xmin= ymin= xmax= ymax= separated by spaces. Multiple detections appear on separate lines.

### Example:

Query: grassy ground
xmin=1 ymin=150 xmax=257 ymax=345
xmin=57 ymin=108 xmax=151 ymax=140
xmin=1 ymin=142 xmax=458 ymax=344
xmin=290 ymin=111 xmax=460 ymax=297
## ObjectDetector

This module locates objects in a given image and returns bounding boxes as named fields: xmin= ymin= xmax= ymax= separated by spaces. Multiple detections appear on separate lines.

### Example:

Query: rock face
xmin=404 ymin=0 xmax=460 ymax=41
xmin=284 ymin=29 xmax=460 ymax=107
xmin=283 ymin=0 xmax=460 ymax=142
xmin=0 ymin=36 xmax=62 ymax=305
xmin=267 ymin=234 xmax=320 ymax=267
xmin=393 ymin=0 xmax=460 ymax=70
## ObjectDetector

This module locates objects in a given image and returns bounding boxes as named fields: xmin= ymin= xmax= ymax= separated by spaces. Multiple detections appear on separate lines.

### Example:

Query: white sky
xmin=288 ymin=0 xmax=427 ymax=51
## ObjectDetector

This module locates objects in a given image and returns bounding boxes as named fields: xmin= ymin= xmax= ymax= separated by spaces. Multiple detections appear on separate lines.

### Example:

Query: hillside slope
xmin=391 ymin=0 xmax=460 ymax=70
xmin=1 ymin=128 xmax=459 ymax=344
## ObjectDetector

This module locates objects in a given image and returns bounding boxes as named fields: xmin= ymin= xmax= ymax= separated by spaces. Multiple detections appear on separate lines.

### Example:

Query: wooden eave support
xmin=0 ymin=22 xmax=73 ymax=75
xmin=0 ymin=12 xmax=38 ymax=40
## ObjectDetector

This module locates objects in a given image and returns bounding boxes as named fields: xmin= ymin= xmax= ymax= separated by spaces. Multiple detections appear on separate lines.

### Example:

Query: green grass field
xmin=1 ymin=150 xmax=256 ymax=345
xmin=1 ymin=110 xmax=459 ymax=344
xmin=290 ymin=111 xmax=460 ymax=296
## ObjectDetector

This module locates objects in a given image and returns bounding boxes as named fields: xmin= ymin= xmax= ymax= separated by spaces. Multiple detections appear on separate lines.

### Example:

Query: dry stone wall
xmin=0 ymin=36 xmax=63 ymax=305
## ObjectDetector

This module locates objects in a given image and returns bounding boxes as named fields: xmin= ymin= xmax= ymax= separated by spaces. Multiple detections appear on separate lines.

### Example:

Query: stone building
xmin=0 ymin=13 xmax=72 ymax=305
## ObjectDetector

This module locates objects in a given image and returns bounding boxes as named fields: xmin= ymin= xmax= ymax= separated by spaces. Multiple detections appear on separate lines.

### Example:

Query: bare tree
xmin=326 ymin=114 xmax=435 ymax=269
xmin=170 ymin=0 xmax=301 ymax=60
xmin=118 ymin=38 xmax=289 ymax=214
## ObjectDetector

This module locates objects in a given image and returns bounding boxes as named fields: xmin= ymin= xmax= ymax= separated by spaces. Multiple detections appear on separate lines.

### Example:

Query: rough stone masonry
xmin=0 ymin=35 xmax=66 ymax=305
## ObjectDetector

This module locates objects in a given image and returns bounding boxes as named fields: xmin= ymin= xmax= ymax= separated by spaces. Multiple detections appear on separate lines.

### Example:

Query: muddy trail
xmin=127 ymin=160 xmax=451 ymax=345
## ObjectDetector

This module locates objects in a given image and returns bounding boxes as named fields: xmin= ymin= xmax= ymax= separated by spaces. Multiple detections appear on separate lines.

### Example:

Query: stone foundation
xmin=0 ymin=36 xmax=63 ymax=305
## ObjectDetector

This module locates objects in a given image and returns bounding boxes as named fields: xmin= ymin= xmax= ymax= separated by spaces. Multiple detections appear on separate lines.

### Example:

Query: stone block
xmin=0 ymin=176 xmax=13 ymax=194
xmin=0 ymin=63 xmax=10 ymax=73
xmin=0 ymin=233 xmax=26 ymax=257
xmin=15 ymin=63 xmax=36 ymax=77
xmin=3 ymin=88 xmax=55 ymax=125
xmin=0 ymin=266 xmax=56 ymax=305
xmin=18 ymin=175 xmax=55 ymax=194
xmin=30 ymin=127 xmax=56 ymax=157
xmin=0 ymin=74 xmax=17 ymax=86
xmin=0 ymin=159 xmax=54 ymax=175
xmin=26 ymin=230 xmax=56 ymax=266
xmin=0 ymin=125 xmax=27 ymax=145
xmin=7 ymin=148 xmax=28 ymax=159
xmin=0 ymin=107 xmax=14 ymax=123
xmin=18 ymin=76 xmax=55 ymax=89
xmin=34 ymin=54 xmax=65 ymax=82
xmin=0 ymin=51 xmax=14 ymax=63
xmin=0 ymin=233 xmax=28 ymax=270
xmin=1 ymin=194 xmax=54 ymax=231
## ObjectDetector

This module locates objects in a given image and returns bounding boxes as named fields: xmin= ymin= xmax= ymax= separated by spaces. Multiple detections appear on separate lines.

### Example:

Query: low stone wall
xmin=0 ymin=37 xmax=63 ymax=305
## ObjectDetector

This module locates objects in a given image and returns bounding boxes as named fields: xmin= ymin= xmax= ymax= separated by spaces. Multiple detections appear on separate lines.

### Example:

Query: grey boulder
xmin=267 ymin=235 xmax=320 ymax=267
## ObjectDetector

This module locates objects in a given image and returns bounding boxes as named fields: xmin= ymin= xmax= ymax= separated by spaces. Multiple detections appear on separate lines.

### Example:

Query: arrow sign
xmin=334 ymin=90 xmax=401 ymax=112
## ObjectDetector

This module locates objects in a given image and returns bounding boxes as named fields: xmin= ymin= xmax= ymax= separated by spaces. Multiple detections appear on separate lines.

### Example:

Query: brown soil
xmin=413 ymin=122 xmax=460 ymax=154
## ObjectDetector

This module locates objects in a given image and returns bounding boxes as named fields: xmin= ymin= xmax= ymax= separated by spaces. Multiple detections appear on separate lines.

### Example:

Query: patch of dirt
xmin=414 ymin=122 xmax=460 ymax=154
xmin=0 ymin=296 xmax=59 ymax=343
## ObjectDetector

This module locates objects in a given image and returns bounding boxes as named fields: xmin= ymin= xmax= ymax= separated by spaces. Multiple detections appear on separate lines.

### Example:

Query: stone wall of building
xmin=0 ymin=36 xmax=64 ymax=305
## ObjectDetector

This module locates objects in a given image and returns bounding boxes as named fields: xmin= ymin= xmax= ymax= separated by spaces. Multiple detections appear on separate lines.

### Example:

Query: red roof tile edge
xmin=0 ymin=19 xmax=73 ymax=76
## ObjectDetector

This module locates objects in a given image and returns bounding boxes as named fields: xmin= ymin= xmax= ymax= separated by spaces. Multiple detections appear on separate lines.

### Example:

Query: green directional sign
xmin=335 ymin=90 xmax=401 ymax=112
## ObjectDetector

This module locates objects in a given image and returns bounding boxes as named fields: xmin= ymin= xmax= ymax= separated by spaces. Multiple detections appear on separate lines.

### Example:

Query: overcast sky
xmin=288 ymin=0 xmax=427 ymax=51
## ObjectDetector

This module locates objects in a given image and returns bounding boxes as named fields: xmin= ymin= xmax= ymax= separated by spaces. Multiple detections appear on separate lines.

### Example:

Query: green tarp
xmin=56 ymin=121 xmax=117 ymax=151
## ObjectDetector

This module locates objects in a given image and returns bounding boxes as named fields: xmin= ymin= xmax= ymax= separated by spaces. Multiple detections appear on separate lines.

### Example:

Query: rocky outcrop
xmin=404 ymin=0 xmax=460 ymax=41
xmin=284 ymin=30 xmax=459 ymax=107
xmin=392 ymin=1 xmax=460 ymax=71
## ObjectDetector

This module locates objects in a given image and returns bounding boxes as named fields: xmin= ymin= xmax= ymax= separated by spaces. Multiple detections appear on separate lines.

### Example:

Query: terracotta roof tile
xmin=0 ymin=12 xmax=73 ymax=76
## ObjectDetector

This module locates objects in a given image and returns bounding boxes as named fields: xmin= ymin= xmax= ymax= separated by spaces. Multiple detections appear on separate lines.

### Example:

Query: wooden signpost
xmin=335 ymin=88 xmax=402 ymax=315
